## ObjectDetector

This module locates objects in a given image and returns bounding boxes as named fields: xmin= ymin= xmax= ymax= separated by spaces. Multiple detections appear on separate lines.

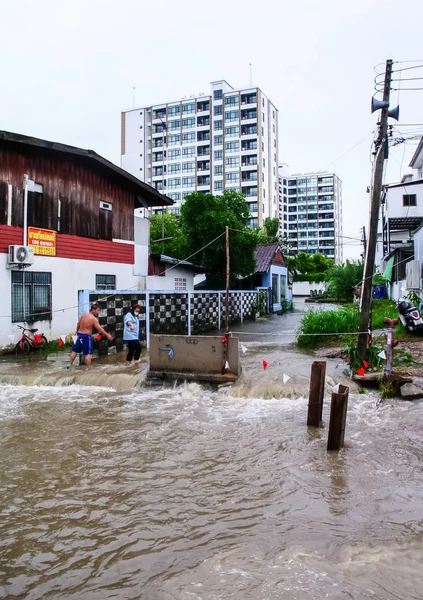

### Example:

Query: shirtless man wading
xmin=69 ymin=303 xmax=113 ymax=369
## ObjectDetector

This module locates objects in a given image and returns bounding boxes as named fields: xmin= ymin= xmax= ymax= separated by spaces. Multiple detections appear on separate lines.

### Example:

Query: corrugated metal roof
xmin=0 ymin=130 xmax=173 ymax=208
xmin=254 ymin=243 xmax=280 ymax=273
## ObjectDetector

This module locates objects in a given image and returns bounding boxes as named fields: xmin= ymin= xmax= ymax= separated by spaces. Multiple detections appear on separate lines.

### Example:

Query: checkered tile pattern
xmin=149 ymin=293 xmax=189 ymax=335
xmin=88 ymin=290 xmax=267 ymax=346
xmin=191 ymin=293 xmax=219 ymax=333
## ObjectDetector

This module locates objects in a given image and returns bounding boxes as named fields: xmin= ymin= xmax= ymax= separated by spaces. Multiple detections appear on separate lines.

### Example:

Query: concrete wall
xmin=293 ymin=281 xmax=327 ymax=296
xmin=150 ymin=334 xmax=239 ymax=375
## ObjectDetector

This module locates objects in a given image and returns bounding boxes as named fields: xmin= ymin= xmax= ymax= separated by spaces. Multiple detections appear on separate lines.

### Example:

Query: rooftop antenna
xmin=249 ymin=63 xmax=252 ymax=87
xmin=132 ymin=87 xmax=135 ymax=108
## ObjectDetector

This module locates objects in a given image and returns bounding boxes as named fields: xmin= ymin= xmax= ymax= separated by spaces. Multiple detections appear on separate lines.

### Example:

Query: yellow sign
xmin=28 ymin=227 xmax=56 ymax=256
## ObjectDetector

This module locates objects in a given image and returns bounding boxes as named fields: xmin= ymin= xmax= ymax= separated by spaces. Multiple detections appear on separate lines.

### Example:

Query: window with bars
xmin=96 ymin=274 xmax=116 ymax=290
xmin=11 ymin=271 xmax=52 ymax=322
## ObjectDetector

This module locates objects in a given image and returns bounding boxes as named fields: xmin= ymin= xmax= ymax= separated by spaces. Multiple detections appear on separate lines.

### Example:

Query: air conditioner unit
xmin=8 ymin=245 xmax=34 ymax=266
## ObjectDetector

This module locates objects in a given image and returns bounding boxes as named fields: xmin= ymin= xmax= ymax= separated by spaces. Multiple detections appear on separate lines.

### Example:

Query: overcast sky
xmin=1 ymin=0 xmax=422 ymax=259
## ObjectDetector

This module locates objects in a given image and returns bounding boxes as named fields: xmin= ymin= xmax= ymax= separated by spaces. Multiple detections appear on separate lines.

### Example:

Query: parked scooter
xmin=397 ymin=290 xmax=423 ymax=333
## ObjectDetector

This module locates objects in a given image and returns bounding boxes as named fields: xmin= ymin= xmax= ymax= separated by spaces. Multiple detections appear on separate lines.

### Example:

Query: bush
xmin=327 ymin=260 xmax=364 ymax=302
xmin=296 ymin=307 xmax=359 ymax=348
xmin=293 ymin=272 xmax=327 ymax=283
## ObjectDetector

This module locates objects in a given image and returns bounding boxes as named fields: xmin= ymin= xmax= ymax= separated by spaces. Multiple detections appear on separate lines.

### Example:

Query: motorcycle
xmin=397 ymin=290 xmax=423 ymax=333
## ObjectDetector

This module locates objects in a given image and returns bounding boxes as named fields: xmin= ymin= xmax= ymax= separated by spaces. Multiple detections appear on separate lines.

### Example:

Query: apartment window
xmin=225 ymin=141 xmax=240 ymax=153
xmin=183 ymin=132 xmax=196 ymax=144
xmin=225 ymin=110 xmax=239 ymax=122
xmin=11 ymin=271 xmax=52 ymax=322
xmin=182 ymin=191 xmax=191 ymax=199
xmin=214 ymin=180 xmax=223 ymax=191
xmin=215 ymin=165 xmax=223 ymax=175
xmin=175 ymin=277 xmax=187 ymax=291
xmin=168 ymin=163 xmax=181 ymax=174
xmin=168 ymin=134 xmax=180 ymax=146
xmin=226 ymin=156 xmax=240 ymax=168
xmin=153 ymin=152 xmax=163 ymax=162
xmin=182 ymin=103 xmax=195 ymax=114
xmin=154 ymin=181 xmax=163 ymax=191
xmin=247 ymin=202 xmax=258 ymax=213
xmin=248 ymin=217 xmax=258 ymax=228
xmin=262 ymin=173 xmax=264 ymax=182
xmin=168 ymin=178 xmax=181 ymax=189
xmin=168 ymin=192 xmax=181 ymax=201
xmin=182 ymin=162 xmax=195 ymax=173
xmin=261 ymin=126 xmax=264 ymax=136
xmin=168 ymin=120 xmax=180 ymax=131
xmin=225 ymin=95 xmax=239 ymax=106
xmin=197 ymin=145 xmax=210 ymax=156
xmin=168 ymin=105 xmax=180 ymax=117
xmin=225 ymin=126 xmax=239 ymax=138
xmin=242 ymin=139 xmax=257 ymax=151
xmin=153 ymin=138 xmax=163 ymax=147
xmin=214 ymin=135 xmax=223 ymax=145
xmin=182 ymin=147 xmax=195 ymax=158
xmin=263 ymin=189 xmax=266 ymax=198
xmin=96 ymin=274 xmax=116 ymax=290
xmin=214 ymin=89 xmax=223 ymax=100
xmin=273 ymin=124 xmax=275 ymax=133
xmin=214 ymin=105 xmax=223 ymax=116
xmin=273 ymin=110 xmax=275 ymax=119
xmin=403 ymin=194 xmax=417 ymax=206
xmin=214 ymin=120 xmax=223 ymax=130
xmin=153 ymin=166 xmax=163 ymax=176
xmin=182 ymin=176 xmax=195 ymax=187
xmin=262 ymin=142 xmax=264 ymax=151
xmin=262 ymin=98 xmax=264 ymax=107
xmin=168 ymin=149 xmax=181 ymax=160
xmin=274 ymin=153 xmax=277 ymax=162
xmin=182 ymin=117 xmax=195 ymax=129
xmin=226 ymin=172 xmax=239 ymax=184
xmin=214 ymin=150 xmax=223 ymax=160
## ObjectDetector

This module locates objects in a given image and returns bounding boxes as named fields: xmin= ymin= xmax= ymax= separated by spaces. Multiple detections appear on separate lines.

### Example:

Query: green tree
xmin=180 ymin=190 xmax=258 ymax=287
xmin=327 ymin=260 xmax=364 ymax=302
xmin=257 ymin=217 xmax=280 ymax=243
xmin=311 ymin=253 xmax=334 ymax=273
xmin=149 ymin=213 xmax=186 ymax=258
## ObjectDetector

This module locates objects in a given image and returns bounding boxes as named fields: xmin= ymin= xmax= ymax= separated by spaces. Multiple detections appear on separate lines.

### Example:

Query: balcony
xmin=197 ymin=176 xmax=210 ymax=187
xmin=197 ymin=146 xmax=210 ymax=156
xmin=197 ymin=160 xmax=210 ymax=172
xmin=241 ymin=141 xmax=258 ymax=152
xmin=241 ymin=108 xmax=257 ymax=121
xmin=242 ymin=171 xmax=258 ymax=183
xmin=197 ymin=116 xmax=210 ymax=128
xmin=241 ymin=154 xmax=258 ymax=167
xmin=197 ymin=100 xmax=210 ymax=113
xmin=241 ymin=93 xmax=257 ymax=105
xmin=197 ymin=131 xmax=210 ymax=142
xmin=242 ymin=185 xmax=258 ymax=198
xmin=241 ymin=124 xmax=257 ymax=136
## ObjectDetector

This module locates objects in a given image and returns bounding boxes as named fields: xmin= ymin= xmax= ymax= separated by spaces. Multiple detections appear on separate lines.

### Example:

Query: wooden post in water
xmin=307 ymin=361 xmax=326 ymax=427
xmin=222 ymin=226 xmax=230 ymax=374
xmin=327 ymin=384 xmax=349 ymax=451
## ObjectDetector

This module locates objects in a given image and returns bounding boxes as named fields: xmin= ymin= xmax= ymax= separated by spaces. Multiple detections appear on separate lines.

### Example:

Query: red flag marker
xmin=262 ymin=360 xmax=269 ymax=370
xmin=96 ymin=334 xmax=102 ymax=341
xmin=363 ymin=360 xmax=369 ymax=368
xmin=407 ymin=371 xmax=412 ymax=376
xmin=221 ymin=336 xmax=227 ymax=344
xmin=58 ymin=338 xmax=63 ymax=347
xmin=356 ymin=367 xmax=365 ymax=377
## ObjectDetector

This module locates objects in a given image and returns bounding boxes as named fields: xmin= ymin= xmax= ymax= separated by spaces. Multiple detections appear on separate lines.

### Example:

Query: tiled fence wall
xmin=78 ymin=289 xmax=269 ymax=350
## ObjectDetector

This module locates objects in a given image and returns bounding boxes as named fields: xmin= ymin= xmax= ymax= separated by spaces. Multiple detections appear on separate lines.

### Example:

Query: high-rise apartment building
xmin=279 ymin=167 xmax=343 ymax=263
xmin=121 ymin=80 xmax=279 ymax=227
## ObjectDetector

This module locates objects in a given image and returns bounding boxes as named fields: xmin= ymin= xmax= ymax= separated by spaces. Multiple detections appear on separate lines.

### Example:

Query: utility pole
xmin=222 ymin=226 xmax=230 ymax=373
xmin=357 ymin=59 xmax=393 ymax=361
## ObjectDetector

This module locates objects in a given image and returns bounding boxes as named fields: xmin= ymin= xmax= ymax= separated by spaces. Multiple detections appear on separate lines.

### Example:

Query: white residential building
xmin=279 ymin=167 xmax=343 ymax=263
xmin=121 ymin=80 xmax=279 ymax=228
xmin=376 ymin=137 xmax=423 ymax=270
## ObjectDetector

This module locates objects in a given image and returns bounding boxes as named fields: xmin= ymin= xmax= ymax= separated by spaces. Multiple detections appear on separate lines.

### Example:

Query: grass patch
xmin=296 ymin=307 xmax=359 ymax=349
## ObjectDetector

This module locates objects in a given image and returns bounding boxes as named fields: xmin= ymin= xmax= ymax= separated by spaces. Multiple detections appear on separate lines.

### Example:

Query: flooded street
xmin=0 ymin=303 xmax=422 ymax=599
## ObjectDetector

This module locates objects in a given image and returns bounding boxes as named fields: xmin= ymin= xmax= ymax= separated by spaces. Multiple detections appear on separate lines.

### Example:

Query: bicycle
xmin=15 ymin=325 xmax=48 ymax=354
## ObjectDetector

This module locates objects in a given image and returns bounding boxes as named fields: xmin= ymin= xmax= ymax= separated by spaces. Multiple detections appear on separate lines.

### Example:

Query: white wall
xmin=146 ymin=266 xmax=196 ymax=291
xmin=121 ymin=108 xmax=145 ymax=179
xmin=386 ymin=181 xmax=423 ymax=218
xmin=0 ymin=254 xmax=144 ymax=348
xmin=293 ymin=281 xmax=327 ymax=296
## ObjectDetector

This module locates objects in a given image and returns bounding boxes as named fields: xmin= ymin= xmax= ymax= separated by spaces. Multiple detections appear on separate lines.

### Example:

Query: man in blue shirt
xmin=124 ymin=304 xmax=142 ymax=365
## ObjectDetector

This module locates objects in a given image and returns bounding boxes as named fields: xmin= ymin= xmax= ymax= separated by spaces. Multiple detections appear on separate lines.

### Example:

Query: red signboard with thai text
xmin=28 ymin=227 xmax=57 ymax=256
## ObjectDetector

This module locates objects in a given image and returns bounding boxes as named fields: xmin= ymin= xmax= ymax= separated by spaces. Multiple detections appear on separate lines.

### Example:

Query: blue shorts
xmin=72 ymin=333 xmax=93 ymax=355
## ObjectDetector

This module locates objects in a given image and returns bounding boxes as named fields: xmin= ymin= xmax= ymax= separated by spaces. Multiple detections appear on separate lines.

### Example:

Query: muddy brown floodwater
xmin=0 ymin=303 xmax=422 ymax=599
